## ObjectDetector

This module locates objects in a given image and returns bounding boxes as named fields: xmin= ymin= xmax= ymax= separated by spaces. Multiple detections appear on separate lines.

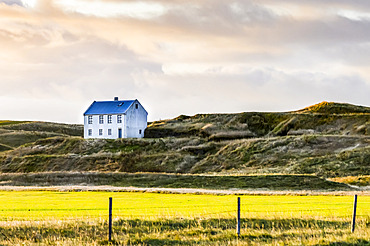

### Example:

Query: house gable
xmin=125 ymin=99 xmax=148 ymax=116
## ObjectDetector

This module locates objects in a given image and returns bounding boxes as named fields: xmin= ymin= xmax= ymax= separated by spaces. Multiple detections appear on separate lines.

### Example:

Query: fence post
xmin=351 ymin=195 xmax=357 ymax=233
xmin=109 ymin=197 xmax=113 ymax=241
xmin=237 ymin=197 xmax=241 ymax=237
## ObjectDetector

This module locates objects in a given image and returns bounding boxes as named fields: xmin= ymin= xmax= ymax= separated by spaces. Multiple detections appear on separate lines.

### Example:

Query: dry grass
xmin=0 ymin=217 xmax=369 ymax=245
xmin=330 ymin=176 xmax=370 ymax=187
xmin=1 ymin=134 xmax=369 ymax=178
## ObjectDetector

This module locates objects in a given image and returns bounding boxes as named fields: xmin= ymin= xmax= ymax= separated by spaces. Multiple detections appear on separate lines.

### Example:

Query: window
xmin=99 ymin=115 xmax=104 ymax=124
xmin=99 ymin=129 xmax=103 ymax=135
xmin=88 ymin=116 xmax=93 ymax=124
xmin=108 ymin=129 xmax=112 ymax=135
xmin=117 ymin=115 xmax=122 ymax=123
xmin=108 ymin=115 xmax=112 ymax=124
xmin=135 ymin=104 xmax=138 ymax=109
xmin=88 ymin=129 xmax=92 ymax=136
xmin=139 ymin=129 xmax=142 ymax=134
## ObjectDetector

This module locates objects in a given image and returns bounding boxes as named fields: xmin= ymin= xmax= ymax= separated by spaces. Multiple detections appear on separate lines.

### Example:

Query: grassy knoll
xmin=0 ymin=191 xmax=368 ymax=245
xmin=296 ymin=101 xmax=370 ymax=114
xmin=0 ymin=121 xmax=83 ymax=151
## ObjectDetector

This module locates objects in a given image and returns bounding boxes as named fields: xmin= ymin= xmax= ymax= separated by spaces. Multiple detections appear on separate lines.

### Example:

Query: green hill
xmin=0 ymin=102 xmax=369 ymax=190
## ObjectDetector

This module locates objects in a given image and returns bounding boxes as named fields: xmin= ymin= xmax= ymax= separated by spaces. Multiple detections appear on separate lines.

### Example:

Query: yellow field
xmin=0 ymin=191 xmax=368 ymax=220
xmin=0 ymin=191 xmax=369 ymax=245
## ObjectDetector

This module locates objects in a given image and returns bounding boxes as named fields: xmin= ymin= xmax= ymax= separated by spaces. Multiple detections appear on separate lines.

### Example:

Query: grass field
xmin=0 ymin=191 xmax=369 ymax=245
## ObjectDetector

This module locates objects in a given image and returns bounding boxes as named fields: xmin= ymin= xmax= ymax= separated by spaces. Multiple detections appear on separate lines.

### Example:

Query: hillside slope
xmin=145 ymin=101 xmax=370 ymax=139
xmin=0 ymin=102 xmax=369 ymax=180
xmin=0 ymin=121 xmax=83 ymax=150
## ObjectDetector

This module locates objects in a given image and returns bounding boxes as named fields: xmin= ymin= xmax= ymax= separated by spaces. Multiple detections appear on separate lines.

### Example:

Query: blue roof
xmin=84 ymin=100 xmax=136 ymax=115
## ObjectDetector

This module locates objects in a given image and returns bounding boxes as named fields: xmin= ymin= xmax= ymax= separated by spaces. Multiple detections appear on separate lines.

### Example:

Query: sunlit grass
xmin=0 ymin=191 xmax=368 ymax=245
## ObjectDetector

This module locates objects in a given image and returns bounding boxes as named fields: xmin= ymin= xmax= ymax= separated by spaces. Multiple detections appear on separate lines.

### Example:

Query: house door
xmin=118 ymin=128 xmax=122 ymax=138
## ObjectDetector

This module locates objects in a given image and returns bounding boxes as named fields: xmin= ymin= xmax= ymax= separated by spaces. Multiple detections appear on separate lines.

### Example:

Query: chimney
xmin=114 ymin=97 xmax=119 ymax=101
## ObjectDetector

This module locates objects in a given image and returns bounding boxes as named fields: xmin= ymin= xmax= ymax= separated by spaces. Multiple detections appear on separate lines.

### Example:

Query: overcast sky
xmin=1 ymin=0 xmax=369 ymax=123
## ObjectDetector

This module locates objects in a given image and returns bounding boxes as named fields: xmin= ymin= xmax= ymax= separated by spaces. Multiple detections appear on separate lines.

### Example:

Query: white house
xmin=83 ymin=98 xmax=148 ymax=139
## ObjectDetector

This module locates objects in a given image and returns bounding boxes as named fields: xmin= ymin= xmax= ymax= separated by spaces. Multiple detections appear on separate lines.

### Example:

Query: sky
xmin=0 ymin=0 xmax=370 ymax=123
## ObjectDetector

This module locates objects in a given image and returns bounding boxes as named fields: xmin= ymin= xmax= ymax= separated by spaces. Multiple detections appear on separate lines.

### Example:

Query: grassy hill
xmin=0 ymin=102 xmax=369 ymax=190
xmin=145 ymin=101 xmax=370 ymax=139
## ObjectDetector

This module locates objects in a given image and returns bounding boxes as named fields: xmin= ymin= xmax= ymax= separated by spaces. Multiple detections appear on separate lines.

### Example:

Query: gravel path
xmin=0 ymin=185 xmax=368 ymax=196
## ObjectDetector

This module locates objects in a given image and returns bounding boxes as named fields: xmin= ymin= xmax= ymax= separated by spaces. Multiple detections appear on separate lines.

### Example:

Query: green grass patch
xmin=0 ymin=172 xmax=353 ymax=191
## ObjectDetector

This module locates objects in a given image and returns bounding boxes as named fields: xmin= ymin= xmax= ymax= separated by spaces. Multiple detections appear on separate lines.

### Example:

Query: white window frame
xmin=99 ymin=129 xmax=103 ymax=135
xmin=88 ymin=129 xmax=92 ymax=136
xmin=108 ymin=129 xmax=112 ymax=135
xmin=108 ymin=115 xmax=112 ymax=124
xmin=99 ymin=115 xmax=104 ymax=124
xmin=117 ymin=115 xmax=122 ymax=123
xmin=88 ymin=116 xmax=93 ymax=124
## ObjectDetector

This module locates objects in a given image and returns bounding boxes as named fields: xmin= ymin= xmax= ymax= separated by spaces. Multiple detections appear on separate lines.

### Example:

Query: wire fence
xmin=0 ymin=193 xmax=368 ymax=244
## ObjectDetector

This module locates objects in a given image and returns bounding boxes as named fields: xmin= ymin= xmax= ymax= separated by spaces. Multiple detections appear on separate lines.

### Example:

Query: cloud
xmin=0 ymin=0 xmax=369 ymax=123
xmin=0 ymin=0 xmax=24 ymax=6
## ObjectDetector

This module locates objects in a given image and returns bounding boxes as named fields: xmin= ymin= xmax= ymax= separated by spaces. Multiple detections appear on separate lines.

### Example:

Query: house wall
xmin=124 ymin=101 xmax=148 ymax=138
xmin=84 ymin=114 xmax=124 ymax=139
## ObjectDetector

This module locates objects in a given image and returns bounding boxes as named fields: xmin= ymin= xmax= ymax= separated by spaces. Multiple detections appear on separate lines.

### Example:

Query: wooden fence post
xmin=109 ymin=197 xmax=113 ymax=241
xmin=351 ymin=195 xmax=357 ymax=233
xmin=237 ymin=197 xmax=241 ymax=237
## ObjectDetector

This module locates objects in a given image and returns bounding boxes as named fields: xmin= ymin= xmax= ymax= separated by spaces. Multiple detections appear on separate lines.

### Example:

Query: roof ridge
xmin=95 ymin=99 xmax=135 ymax=102
xmin=83 ymin=100 xmax=136 ymax=115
